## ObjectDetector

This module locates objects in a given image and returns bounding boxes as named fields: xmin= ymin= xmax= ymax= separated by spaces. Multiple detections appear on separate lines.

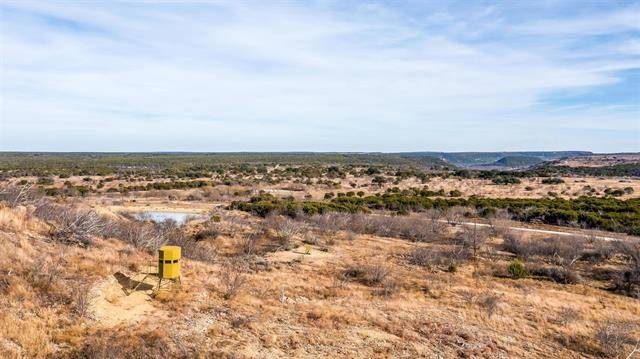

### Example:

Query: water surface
xmin=132 ymin=211 xmax=207 ymax=225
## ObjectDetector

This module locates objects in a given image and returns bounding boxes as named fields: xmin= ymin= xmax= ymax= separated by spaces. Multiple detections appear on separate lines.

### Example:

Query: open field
xmin=3 ymin=0 xmax=640 ymax=357
xmin=555 ymin=154 xmax=640 ymax=168
xmin=1 ymin=153 xmax=639 ymax=358
xmin=4 ymin=172 xmax=640 ymax=200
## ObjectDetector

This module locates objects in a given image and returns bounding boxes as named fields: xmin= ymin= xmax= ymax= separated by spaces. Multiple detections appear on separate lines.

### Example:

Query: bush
xmin=612 ymin=268 xmax=640 ymax=298
xmin=107 ymin=219 xmax=166 ymax=251
xmin=0 ymin=184 xmax=38 ymax=207
xmin=605 ymin=188 xmax=625 ymax=197
xmin=478 ymin=293 xmax=501 ymax=319
xmin=343 ymin=263 xmax=390 ymax=286
xmin=309 ymin=212 xmax=445 ymax=242
xmin=219 ymin=259 xmax=247 ymax=300
xmin=492 ymin=176 xmax=521 ymax=185
xmin=232 ymin=193 xmax=640 ymax=235
xmin=617 ymin=239 xmax=640 ymax=269
xmin=530 ymin=265 xmax=581 ymax=284
xmin=193 ymin=222 xmax=220 ymax=241
xmin=36 ymin=177 xmax=54 ymax=185
xmin=264 ymin=215 xmax=303 ymax=250
xmin=236 ymin=234 xmax=259 ymax=256
xmin=78 ymin=328 xmax=174 ymax=358
xmin=594 ymin=321 xmax=637 ymax=357
xmin=34 ymin=202 xmax=110 ymax=246
xmin=406 ymin=247 xmax=448 ymax=268
xmin=507 ymin=260 xmax=528 ymax=279
xmin=541 ymin=178 xmax=565 ymax=184
xmin=456 ymin=224 xmax=489 ymax=259
xmin=502 ymin=234 xmax=586 ymax=267
xmin=374 ymin=278 xmax=401 ymax=298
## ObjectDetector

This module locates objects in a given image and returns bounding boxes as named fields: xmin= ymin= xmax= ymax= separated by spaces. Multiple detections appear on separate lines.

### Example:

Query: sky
xmin=0 ymin=0 xmax=639 ymax=152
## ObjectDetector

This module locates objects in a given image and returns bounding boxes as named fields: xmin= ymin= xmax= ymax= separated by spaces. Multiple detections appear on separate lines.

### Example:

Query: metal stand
xmin=125 ymin=260 xmax=157 ymax=295
xmin=156 ymin=276 xmax=181 ymax=292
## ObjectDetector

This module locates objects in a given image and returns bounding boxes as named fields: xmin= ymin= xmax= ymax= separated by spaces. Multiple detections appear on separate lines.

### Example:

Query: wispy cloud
xmin=1 ymin=0 xmax=638 ymax=152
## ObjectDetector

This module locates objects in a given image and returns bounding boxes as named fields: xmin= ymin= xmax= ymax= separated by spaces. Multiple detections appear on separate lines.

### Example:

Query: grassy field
xmin=0 ymin=153 xmax=639 ymax=358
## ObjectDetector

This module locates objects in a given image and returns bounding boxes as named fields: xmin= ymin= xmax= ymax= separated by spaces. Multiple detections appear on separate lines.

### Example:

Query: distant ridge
xmin=491 ymin=156 xmax=545 ymax=168
xmin=396 ymin=151 xmax=591 ymax=167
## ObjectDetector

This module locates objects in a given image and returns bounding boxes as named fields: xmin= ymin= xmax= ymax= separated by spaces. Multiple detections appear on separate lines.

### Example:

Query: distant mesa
xmin=491 ymin=156 xmax=545 ymax=168
xmin=398 ymin=151 xmax=591 ymax=168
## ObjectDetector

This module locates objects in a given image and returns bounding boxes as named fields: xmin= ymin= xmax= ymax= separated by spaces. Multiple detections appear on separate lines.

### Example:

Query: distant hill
xmin=0 ymin=152 xmax=455 ymax=176
xmin=531 ymin=153 xmax=640 ymax=176
xmin=551 ymin=153 xmax=640 ymax=167
xmin=397 ymin=151 xmax=591 ymax=167
xmin=491 ymin=156 xmax=545 ymax=168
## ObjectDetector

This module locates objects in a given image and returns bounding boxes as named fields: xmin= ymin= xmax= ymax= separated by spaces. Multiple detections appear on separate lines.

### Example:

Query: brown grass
xmin=1 ymin=200 xmax=640 ymax=358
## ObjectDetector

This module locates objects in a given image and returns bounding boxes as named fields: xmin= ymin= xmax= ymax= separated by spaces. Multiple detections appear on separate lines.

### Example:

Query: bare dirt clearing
xmin=88 ymin=273 xmax=165 ymax=327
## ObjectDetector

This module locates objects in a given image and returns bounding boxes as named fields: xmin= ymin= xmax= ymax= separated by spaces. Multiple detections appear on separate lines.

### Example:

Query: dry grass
xmin=0 ymin=205 xmax=47 ymax=233
xmin=1 ymin=202 xmax=640 ymax=358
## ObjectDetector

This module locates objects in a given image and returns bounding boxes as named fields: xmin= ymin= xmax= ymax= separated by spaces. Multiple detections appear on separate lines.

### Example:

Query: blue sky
xmin=0 ymin=0 xmax=638 ymax=152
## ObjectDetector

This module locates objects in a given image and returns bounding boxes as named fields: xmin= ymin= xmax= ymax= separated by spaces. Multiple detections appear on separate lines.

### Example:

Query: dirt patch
xmin=266 ymin=245 xmax=337 ymax=265
xmin=88 ymin=272 xmax=167 ymax=327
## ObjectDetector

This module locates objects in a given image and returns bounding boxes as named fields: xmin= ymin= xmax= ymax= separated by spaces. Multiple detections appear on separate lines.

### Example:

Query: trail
xmin=441 ymin=220 xmax=620 ymax=241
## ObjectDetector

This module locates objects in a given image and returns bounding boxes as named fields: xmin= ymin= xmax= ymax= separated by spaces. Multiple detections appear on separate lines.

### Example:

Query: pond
xmin=131 ymin=211 xmax=207 ymax=225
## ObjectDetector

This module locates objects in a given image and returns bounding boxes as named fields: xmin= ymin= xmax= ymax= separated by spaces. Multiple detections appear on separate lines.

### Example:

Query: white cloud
xmin=0 ymin=1 xmax=638 ymax=152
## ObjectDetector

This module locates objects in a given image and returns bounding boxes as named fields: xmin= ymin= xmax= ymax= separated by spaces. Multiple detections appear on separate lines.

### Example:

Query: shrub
xmin=507 ymin=260 xmax=528 ymax=279
xmin=232 ymin=193 xmax=640 ymax=235
xmin=219 ymin=259 xmax=247 ymax=300
xmin=374 ymin=278 xmax=400 ymax=298
xmin=554 ymin=306 xmax=580 ymax=325
xmin=492 ymin=176 xmax=521 ymax=185
xmin=406 ymin=247 xmax=444 ymax=268
xmin=107 ymin=219 xmax=166 ymax=251
xmin=502 ymin=234 xmax=586 ymax=267
xmin=594 ymin=321 xmax=637 ymax=357
xmin=612 ymin=268 xmax=640 ymax=298
xmin=582 ymin=240 xmax=616 ymax=263
xmin=604 ymin=188 xmax=625 ymax=197
xmin=541 ymin=178 xmax=565 ymax=184
xmin=530 ymin=265 xmax=581 ymax=284
xmin=36 ymin=177 xmax=54 ymax=185
xmin=264 ymin=215 xmax=303 ymax=250
xmin=193 ymin=222 xmax=220 ymax=241
xmin=478 ymin=293 xmax=501 ymax=319
xmin=456 ymin=224 xmax=489 ymax=259
xmin=78 ymin=328 xmax=174 ymax=358
xmin=72 ymin=282 xmax=91 ymax=317
xmin=343 ymin=263 xmax=390 ymax=286
xmin=236 ymin=234 xmax=259 ymax=256
xmin=0 ymin=184 xmax=36 ymax=207
xmin=617 ymin=239 xmax=640 ymax=269
xmin=35 ymin=203 xmax=110 ymax=246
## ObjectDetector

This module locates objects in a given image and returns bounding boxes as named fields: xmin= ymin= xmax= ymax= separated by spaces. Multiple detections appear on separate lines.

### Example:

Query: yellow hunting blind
xmin=158 ymin=246 xmax=181 ymax=279
xmin=125 ymin=245 xmax=182 ymax=296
